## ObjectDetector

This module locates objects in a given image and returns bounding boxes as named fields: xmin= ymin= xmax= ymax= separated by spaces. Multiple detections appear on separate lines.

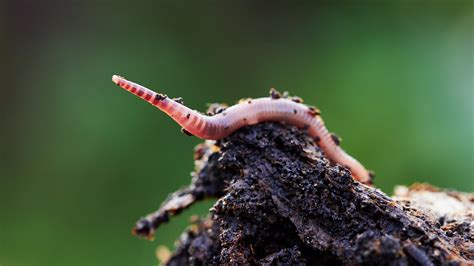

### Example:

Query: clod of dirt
xmin=135 ymin=122 xmax=473 ymax=265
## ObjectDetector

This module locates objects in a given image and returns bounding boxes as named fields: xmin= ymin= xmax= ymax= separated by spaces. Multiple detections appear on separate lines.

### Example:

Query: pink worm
xmin=112 ymin=75 xmax=372 ymax=184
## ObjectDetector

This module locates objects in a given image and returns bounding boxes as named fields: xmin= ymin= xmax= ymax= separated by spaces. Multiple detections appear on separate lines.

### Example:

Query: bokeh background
xmin=1 ymin=1 xmax=473 ymax=265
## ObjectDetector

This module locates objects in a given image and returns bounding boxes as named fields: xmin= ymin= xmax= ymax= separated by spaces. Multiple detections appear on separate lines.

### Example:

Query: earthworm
xmin=112 ymin=75 xmax=372 ymax=184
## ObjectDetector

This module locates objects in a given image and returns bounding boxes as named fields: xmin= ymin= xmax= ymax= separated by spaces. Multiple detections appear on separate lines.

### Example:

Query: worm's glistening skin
xmin=112 ymin=75 xmax=372 ymax=184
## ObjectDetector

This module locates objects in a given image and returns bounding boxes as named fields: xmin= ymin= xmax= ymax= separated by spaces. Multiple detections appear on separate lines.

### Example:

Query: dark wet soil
xmin=135 ymin=122 xmax=472 ymax=265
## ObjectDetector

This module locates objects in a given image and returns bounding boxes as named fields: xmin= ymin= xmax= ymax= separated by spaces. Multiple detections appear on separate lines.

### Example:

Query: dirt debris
xmin=134 ymin=122 xmax=473 ymax=265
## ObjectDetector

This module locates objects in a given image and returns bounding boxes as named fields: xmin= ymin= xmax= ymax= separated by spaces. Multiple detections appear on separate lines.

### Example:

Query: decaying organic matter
xmin=134 ymin=122 xmax=473 ymax=265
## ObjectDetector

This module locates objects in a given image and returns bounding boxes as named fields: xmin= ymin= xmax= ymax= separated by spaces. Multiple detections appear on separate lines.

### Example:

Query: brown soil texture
xmin=135 ymin=122 xmax=473 ymax=265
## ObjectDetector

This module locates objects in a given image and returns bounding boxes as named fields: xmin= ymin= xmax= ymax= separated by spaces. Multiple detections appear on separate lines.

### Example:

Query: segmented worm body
xmin=112 ymin=75 xmax=372 ymax=184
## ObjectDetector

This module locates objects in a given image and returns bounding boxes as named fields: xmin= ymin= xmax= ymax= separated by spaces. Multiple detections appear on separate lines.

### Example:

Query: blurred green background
xmin=1 ymin=1 xmax=473 ymax=265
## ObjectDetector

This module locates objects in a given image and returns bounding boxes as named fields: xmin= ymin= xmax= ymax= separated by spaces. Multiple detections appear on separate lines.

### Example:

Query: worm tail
xmin=112 ymin=75 xmax=213 ymax=138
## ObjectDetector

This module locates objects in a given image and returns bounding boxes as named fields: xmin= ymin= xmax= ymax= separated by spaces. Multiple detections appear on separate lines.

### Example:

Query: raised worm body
xmin=112 ymin=75 xmax=372 ymax=184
